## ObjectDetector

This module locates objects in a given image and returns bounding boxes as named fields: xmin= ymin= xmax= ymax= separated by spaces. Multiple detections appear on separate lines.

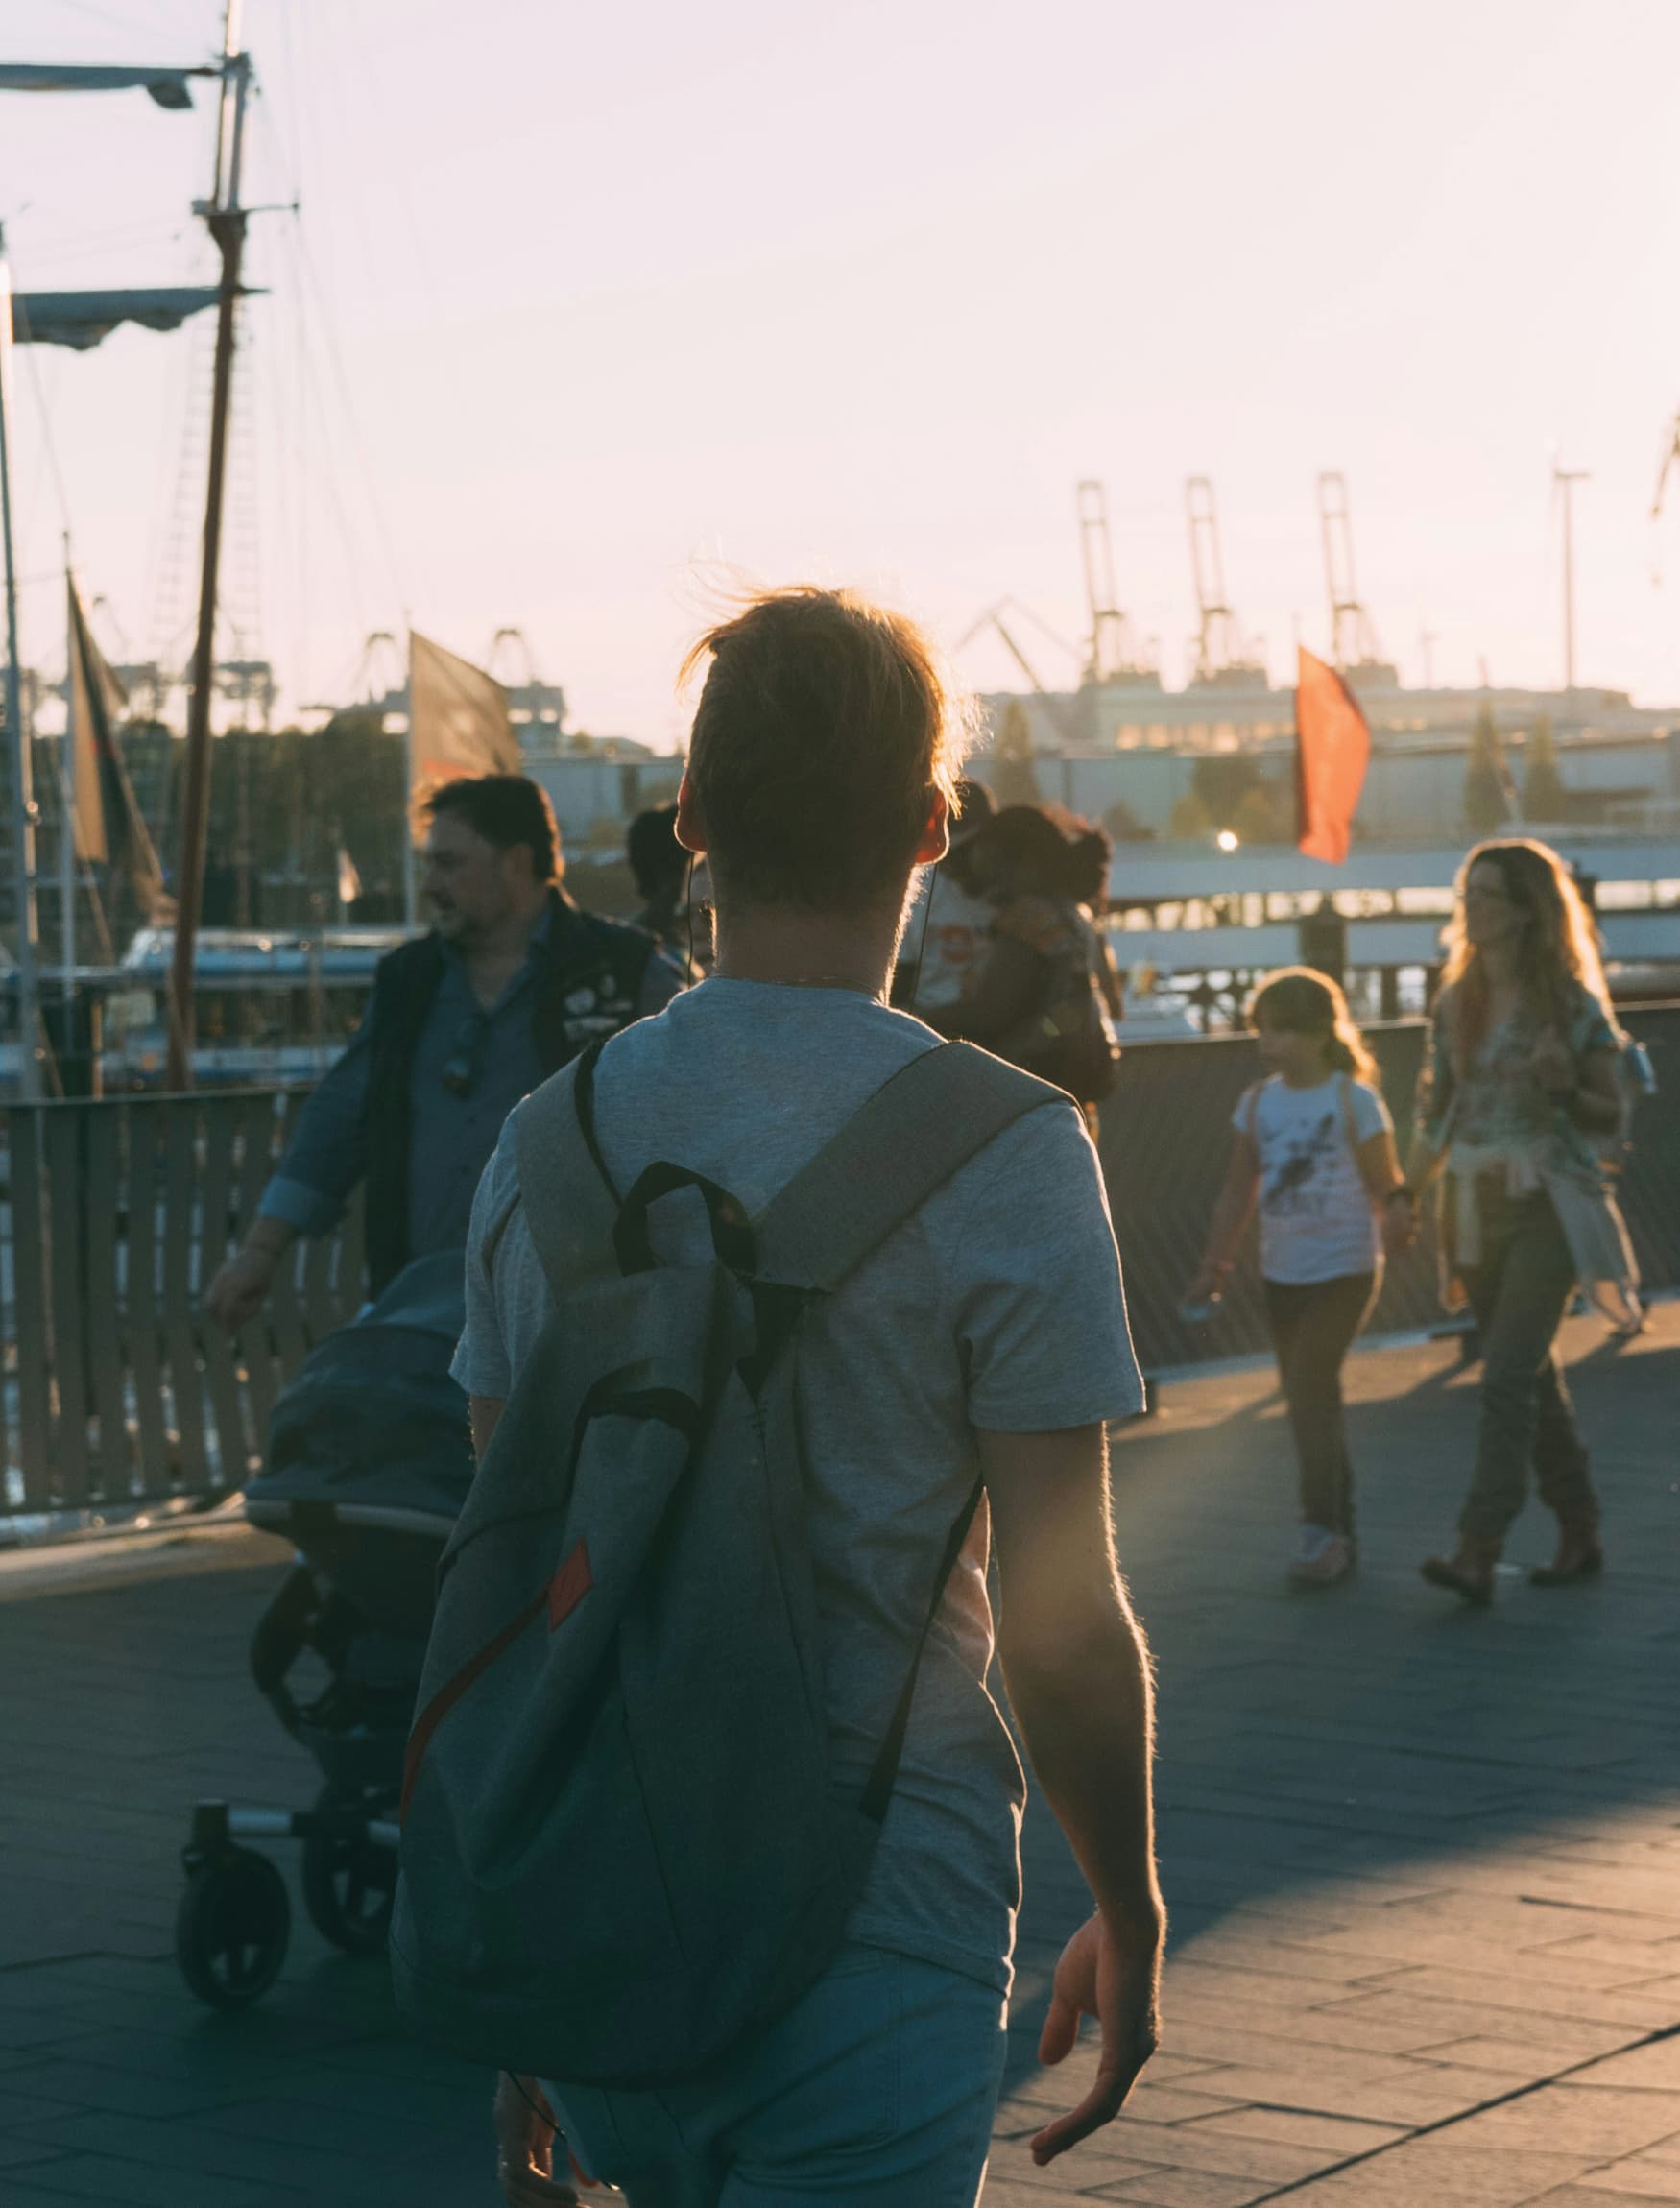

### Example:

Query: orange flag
xmin=1295 ymin=646 xmax=1370 ymax=865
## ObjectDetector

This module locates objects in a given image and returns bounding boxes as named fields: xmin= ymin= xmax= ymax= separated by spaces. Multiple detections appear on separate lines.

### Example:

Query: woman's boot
xmin=1531 ymin=1510 xmax=1603 ymax=1586
xmin=1420 ymin=1536 xmax=1502 ymax=1606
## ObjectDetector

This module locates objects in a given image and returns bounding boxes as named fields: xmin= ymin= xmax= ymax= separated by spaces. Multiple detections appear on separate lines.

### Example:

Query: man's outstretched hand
xmin=1031 ymin=1911 xmax=1162 ymax=2165
xmin=204 ymin=1244 xmax=277 ymax=1334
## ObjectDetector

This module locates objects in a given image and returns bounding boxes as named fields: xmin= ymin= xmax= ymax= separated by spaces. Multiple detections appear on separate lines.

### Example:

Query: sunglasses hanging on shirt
xmin=440 ymin=1010 xmax=490 ymax=1098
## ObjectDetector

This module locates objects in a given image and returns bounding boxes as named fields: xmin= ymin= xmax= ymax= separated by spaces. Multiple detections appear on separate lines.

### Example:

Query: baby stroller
xmin=175 ymin=1251 xmax=474 ymax=2010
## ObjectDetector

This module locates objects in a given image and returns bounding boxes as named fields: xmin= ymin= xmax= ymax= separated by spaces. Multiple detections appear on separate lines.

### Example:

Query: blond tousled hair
xmin=680 ymin=585 xmax=973 ymax=911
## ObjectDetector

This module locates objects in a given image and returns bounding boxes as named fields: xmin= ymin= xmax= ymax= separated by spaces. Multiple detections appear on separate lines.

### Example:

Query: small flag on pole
xmin=1294 ymin=646 xmax=1371 ymax=866
xmin=408 ymin=631 xmax=518 ymax=817
xmin=67 ymin=575 xmax=165 ymax=912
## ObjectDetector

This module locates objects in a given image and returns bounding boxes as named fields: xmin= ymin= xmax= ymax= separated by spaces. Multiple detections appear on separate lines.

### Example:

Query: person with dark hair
xmin=931 ymin=805 xmax=1121 ymax=1114
xmin=895 ymin=776 xmax=997 ymax=1014
xmin=1185 ymin=968 xmax=1412 ymax=1588
xmin=460 ymin=587 xmax=1164 ymax=2205
xmin=205 ymin=773 xmax=684 ymax=1329
xmin=1405 ymin=838 xmax=1635 ymax=1604
xmin=626 ymin=801 xmax=691 ymax=946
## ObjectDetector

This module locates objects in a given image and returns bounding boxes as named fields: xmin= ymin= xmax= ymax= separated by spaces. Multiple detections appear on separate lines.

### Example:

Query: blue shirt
xmin=260 ymin=904 xmax=684 ymax=1259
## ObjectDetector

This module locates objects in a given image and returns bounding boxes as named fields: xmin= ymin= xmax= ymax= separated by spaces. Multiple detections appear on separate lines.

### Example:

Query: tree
xmin=1175 ymin=754 xmax=1294 ymax=843
xmin=1101 ymin=797 xmax=1154 ymax=843
xmin=1233 ymin=784 xmax=1289 ymax=845
xmin=1464 ymin=705 xmax=1511 ymax=836
xmin=1169 ymin=790 xmax=1214 ymax=839
xmin=992 ymin=699 xmax=1043 ymax=806
xmin=1524 ymin=714 xmax=1568 ymax=822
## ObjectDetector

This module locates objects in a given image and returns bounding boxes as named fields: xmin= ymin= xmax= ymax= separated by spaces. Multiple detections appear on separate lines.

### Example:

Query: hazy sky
xmin=6 ymin=0 xmax=1680 ymax=749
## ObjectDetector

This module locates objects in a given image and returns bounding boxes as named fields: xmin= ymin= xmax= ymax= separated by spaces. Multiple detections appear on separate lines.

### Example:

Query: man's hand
xmin=1031 ymin=1912 xmax=1162 ymax=2166
xmin=493 ymin=2073 xmax=581 ymax=2207
xmin=204 ymin=1245 xmax=278 ymax=1334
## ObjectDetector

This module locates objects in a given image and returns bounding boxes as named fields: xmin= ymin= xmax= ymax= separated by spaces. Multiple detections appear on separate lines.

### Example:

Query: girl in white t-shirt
xmin=1185 ymin=969 xmax=1415 ymax=1587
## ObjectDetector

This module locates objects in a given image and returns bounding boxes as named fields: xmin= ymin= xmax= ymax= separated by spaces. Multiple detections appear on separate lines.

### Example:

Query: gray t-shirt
xmin=454 ymin=977 xmax=1143 ymax=1994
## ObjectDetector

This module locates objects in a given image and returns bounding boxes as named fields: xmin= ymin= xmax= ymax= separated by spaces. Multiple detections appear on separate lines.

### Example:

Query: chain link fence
xmin=1095 ymin=1004 xmax=1680 ymax=1375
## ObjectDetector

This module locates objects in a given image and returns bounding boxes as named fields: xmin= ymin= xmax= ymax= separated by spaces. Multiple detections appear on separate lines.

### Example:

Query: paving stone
xmin=1443 ymin=2085 xmax=1680 ymax=2158
xmin=1174 ymin=2066 xmax=1509 ymax=2128
xmin=1315 ymin=1991 xmax=1636 ymax=2058
xmin=6 ymin=2152 xmax=297 ymax=2205
xmin=0 ymin=2136 xmax=66 ymax=2170
xmin=1524 ymin=2192 xmax=1680 ymax=2207
xmin=1277 ymin=2144 xmax=1596 ymax=2204
xmin=1093 ymin=2172 xmax=1272 ymax=2206
xmin=1181 ymin=2104 xmax=1405 ymax=2154
xmin=1076 ymin=2119 xmax=1331 ymax=2182
xmin=1566 ymin=2166 xmax=1680 ymax=2201
xmin=1357 ymin=1972 xmax=1680 ymax=2032
xmin=986 ymin=2138 xmax=1178 ymax=2194
xmin=0 ymin=2083 xmax=84 ymax=2129
xmin=0 ymin=2059 xmax=278 ymax=2121
xmin=1296 ymin=1929 xmax=1669 ymax=1990
xmin=1432 ymin=2038 xmax=1609 ymax=2078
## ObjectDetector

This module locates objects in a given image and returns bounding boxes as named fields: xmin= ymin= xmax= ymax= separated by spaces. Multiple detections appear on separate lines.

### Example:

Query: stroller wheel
xmin=301 ymin=1796 xmax=397 ymax=1956
xmin=176 ymin=1848 xmax=291 ymax=2010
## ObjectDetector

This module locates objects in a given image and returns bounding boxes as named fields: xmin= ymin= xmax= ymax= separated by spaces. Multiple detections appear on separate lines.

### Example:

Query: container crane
xmin=1185 ymin=476 xmax=1266 ymax=688
xmin=953 ymin=598 xmax=1082 ymax=751
xmin=1317 ymin=471 xmax=1397 ymax=683
xmin=1652 ymin=410 xmax=1680 ymax=521
xmin=1075 ymin=479 xmax=1158 ymax=688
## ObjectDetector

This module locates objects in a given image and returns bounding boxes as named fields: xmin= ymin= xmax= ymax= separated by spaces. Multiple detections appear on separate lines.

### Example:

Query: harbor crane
xmin=1317 ymin=471 xmax=1396 ymax=680
xmin=1652 ymin=410 xmax=1680 ymax=521
xmin=1551 ymin=458 xmax=1589 ymax=693
xmin=1075 ymin=479 xmax=1157 ymax=687
xmin=953 ymin=598 xmax=1082 ymax=751
xmin=1185 ymin=476 xmax=1265 ymax=687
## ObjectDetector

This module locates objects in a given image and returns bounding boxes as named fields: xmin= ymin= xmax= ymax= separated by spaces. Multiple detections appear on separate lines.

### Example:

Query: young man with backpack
xmin=393 ymin=588 xmax=1164 ymax=2206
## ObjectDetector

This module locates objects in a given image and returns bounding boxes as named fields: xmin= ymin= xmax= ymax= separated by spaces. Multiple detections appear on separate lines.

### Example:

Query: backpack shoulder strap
xmin=752 ymin=1042 xmax=1064 ymax=1293
xmin=1338 ymin=1072 xmax=1361 ymax=1152
xmin=512 ymin=1041 xmax=620 ymax=1303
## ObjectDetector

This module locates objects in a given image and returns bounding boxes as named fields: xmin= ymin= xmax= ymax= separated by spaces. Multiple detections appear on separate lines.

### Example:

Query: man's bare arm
xmin=980 ymin=1422 xmax=1164 ymax=2164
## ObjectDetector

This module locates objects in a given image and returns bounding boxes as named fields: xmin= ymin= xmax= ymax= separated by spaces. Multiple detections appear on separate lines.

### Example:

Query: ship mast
xmin=165 ymin=0 xmax=251 ymax=1090
xmin=0 ymin=225 xmax=42 ymax=1097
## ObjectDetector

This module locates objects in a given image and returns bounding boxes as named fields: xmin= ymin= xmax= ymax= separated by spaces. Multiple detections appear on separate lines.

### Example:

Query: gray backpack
xmin=390 ymin=1038 xmax=1058 ymax=2087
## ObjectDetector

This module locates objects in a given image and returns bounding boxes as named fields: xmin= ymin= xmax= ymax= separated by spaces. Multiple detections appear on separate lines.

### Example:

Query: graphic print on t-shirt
xmin=1237 ymin=1074 xmax=1392 ymax=1285
xmin=1262 ymin=1107 xmax=1342 ymax=1216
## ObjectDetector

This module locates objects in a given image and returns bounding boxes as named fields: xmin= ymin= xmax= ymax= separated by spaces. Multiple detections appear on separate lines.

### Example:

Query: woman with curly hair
xmin=1404 ymin=839 xmax=1638 ymax=1605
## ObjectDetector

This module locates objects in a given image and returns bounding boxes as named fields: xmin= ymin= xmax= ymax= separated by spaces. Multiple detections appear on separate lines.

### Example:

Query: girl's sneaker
xmin=1287 ymin=1524 xmax=1355 ymax=1588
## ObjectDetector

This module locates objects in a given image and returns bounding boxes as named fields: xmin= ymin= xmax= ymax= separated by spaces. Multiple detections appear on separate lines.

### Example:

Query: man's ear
xmin=675 ymin=772 xmax=708 ymax=857
xmin=913 ymin=789 xmax=950 ymax=868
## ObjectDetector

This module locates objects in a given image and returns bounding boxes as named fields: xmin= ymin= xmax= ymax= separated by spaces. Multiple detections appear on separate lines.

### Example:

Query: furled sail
xmin=0 ymin=63 xmax=204 ymax=108
xmin=12 ymin=288 xmax=225 ymax=350
xmin=67 ymin=578 xmax=167 ymax=916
